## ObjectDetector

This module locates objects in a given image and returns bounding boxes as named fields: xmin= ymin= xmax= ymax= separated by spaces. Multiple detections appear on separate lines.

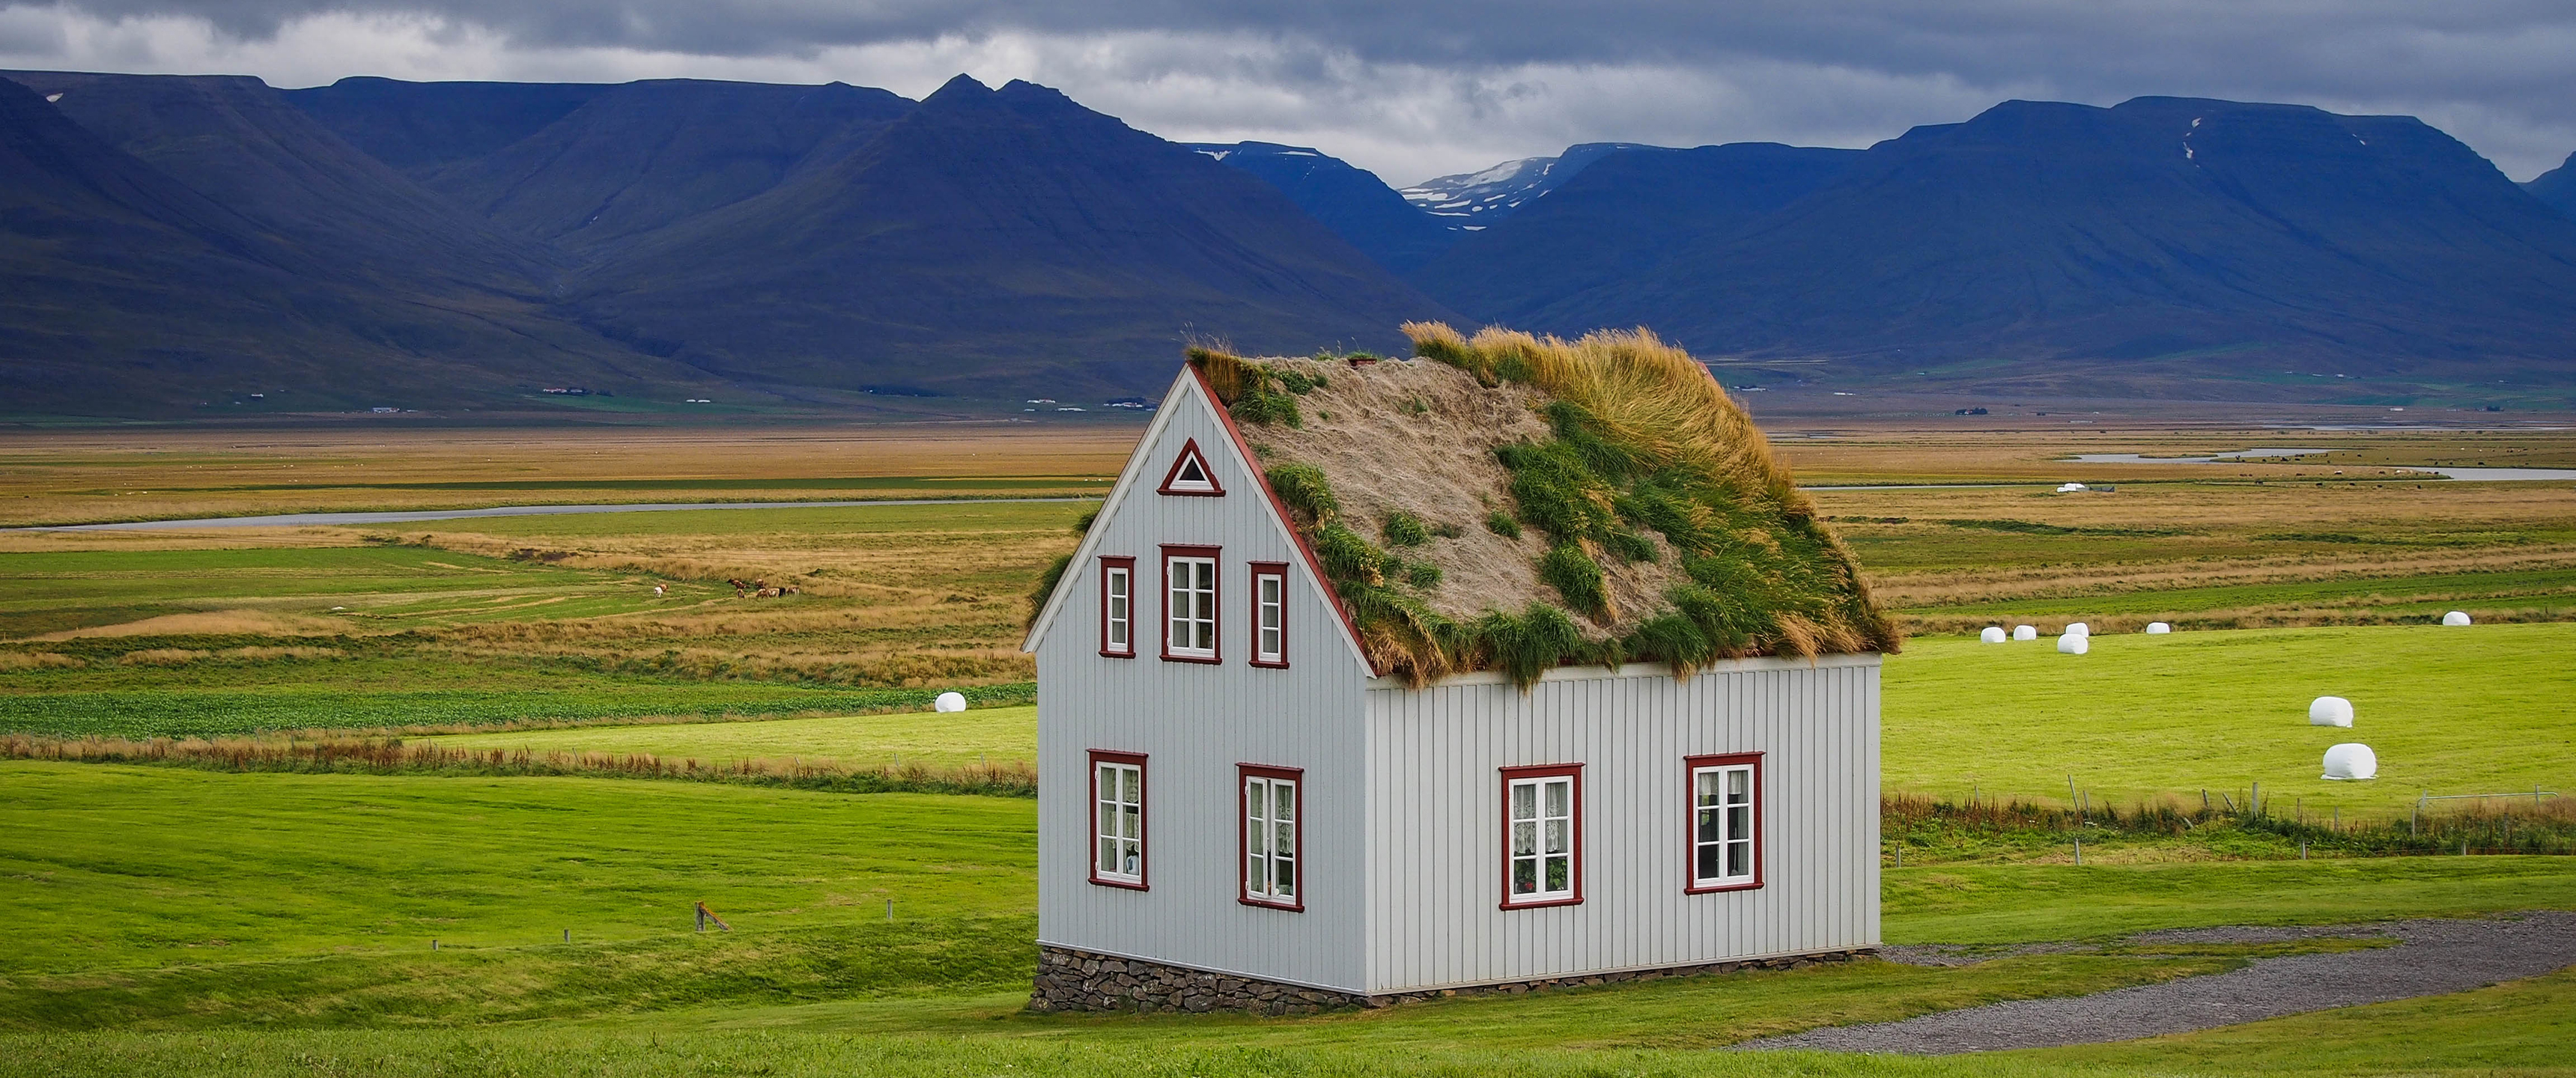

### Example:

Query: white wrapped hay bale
xmin=2308 ymin=695 xmax=2354 ymax=727
xmin=2145 ymin=622 xmax=2172 ymax=634
xmin=1981 ymin=627 xmax=2008 ymax=644
xmin=934 ymin=690 xmax=968 ymax=713
xmin=2013 ymin=625 xmax=2038 ymax=642
xmin=2321 ymin=743 xmax=2378 ymax=780
xmin=2056 ymin=633 xmax=2089 ymax=655
xmin=2064 ymin=621 xmax=2091 ymax=636
xmin=2443 ymin=611 xmax=2472 ymax=627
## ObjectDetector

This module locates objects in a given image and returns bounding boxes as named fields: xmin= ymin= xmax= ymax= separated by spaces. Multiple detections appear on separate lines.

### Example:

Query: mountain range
xmin=2530 ymin=152 xmax=2576 ymax=221
xmin=3 ymin=69 xmax=2573 ymax=418
xmin=1 ymin=70 xmax=1445 ymax=415
xmin=1401 ymin=99 xmax=2576 ymax=397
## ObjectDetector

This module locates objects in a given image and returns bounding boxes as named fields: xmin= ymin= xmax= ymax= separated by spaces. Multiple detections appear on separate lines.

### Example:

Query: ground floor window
xmin=1687 ymin=752 xmax=1762 ymax=892
xmin=1240 ymin=765 xmax=1301 ymax=908
xmin=1501 ymin=764 xmax=1582 ymax=907
xmin=1090 ymin=751 xmax=1146 ymax=888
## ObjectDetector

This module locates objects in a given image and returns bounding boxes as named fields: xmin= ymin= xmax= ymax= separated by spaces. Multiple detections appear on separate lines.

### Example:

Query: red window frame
xmin=1238 ymin=764 xmax=1304 ymax=911
xmin=1098 ymin=555 xmax=1136 ymax=658
xmin=1499 ymin=763 xmax=1584 ymax=910
xmin=1685 ymin=752 xmax=1764 ymax=894
xmin=1160 ymin=544 xmax=1221 ymax=663
xmin=1088 ymin=749 xmax=1149 ymax=890
xmin=1156 ymin=438 xmax=1225 ymax=496
xmin=1248 ymin=561 xmax=1288 ymax=668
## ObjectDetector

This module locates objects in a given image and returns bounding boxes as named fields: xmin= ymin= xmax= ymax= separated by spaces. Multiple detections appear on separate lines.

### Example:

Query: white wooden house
xmin=1021 ymin=338 xmax=1886 ymax=1014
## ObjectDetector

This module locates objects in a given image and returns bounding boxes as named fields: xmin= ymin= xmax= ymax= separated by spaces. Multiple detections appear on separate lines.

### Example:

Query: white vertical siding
xmin=1364 ymin=654 xmax=1880 ymax=995
xmin=1036 ymin=380 xmax=1373 ymax=993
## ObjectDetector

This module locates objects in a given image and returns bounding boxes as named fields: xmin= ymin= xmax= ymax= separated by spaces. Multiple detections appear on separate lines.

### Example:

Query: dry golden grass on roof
xmin=1192 ymin=324 xmax=1896 ymax=688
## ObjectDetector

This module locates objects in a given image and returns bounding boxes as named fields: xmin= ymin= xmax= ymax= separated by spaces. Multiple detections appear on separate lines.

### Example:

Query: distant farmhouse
xmin=1021 ymin=325 xmax=1897 ymax=1014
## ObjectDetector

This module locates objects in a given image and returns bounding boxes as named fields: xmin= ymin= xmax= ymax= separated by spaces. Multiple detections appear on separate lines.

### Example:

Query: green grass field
xmin=1884 ymin=623 xmax=2576 ymax=818
xmin=8 ymin=439 xmax=2576 ymax=1076
xmin=366 ymin=624 xmax=2576 ymax=825
xmin=3 ymin=761 xmax=2572 ymax=1074
xmin=1907 ymin=565 xmax=2576 ymax=618
xmin=0 ymin=663 xmax=1035 ymax=739
xmin=417 ymin=704 xmax=1038 ymax=768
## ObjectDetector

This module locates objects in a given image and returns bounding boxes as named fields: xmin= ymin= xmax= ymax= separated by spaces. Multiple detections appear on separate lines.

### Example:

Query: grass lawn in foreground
xmin=1883 ymin=622 xmax=2576 ymax=818
xmin=4 ymin=763 xmax=2571 ymax=1039
xmin=414 ymin=704 xmax=1037 ymax=769
xmin=0 ymin=763 xmax=1033 ymax=974
xmin=5 ymin=960 xmax=2572 ymax=1076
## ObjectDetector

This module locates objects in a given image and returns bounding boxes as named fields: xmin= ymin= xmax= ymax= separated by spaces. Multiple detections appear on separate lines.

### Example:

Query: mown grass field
xmin=419 ymin=704 xmax=1038 ymax=770
xmin=1886 ymin=622 xmax=2576 ymax=818
xmin=2 ymin=761 xmax=2572 ymax=1074
xmin=390 ymin=624 xmax=2576 ymax=823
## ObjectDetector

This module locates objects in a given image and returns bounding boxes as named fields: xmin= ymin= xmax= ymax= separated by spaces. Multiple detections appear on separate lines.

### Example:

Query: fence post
xmin=2073 ymin=837 xmax=2083 ymax=865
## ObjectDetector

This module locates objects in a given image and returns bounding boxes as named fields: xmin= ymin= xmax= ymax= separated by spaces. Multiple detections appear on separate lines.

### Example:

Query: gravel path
xmin=1740 ymin=911 xmax=2576 ymax=1054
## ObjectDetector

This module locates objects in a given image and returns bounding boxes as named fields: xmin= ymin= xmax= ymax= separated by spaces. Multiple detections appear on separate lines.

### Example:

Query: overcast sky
xmin=3 ymin=1 xmax=2571 ymax=185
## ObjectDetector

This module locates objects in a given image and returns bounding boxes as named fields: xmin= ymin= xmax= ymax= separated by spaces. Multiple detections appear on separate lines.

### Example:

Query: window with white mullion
xmin=1507 ymin=773 xmax=1576 ymax=904
xmin=1254 ymin=567 xmax=1284 ymax=665
xmin=1686 ymin=754 xmax=1761 ymax=892
xmin=1102 ymin=563 xmax=1132 ymax=655
xmin=1093 ymin=760 xmax=1143 ymax=884
xmin=1242 ymin=773 xmax=1298 ymax=905
xmin=1166 ymin=555 xmax=1215 ymax=657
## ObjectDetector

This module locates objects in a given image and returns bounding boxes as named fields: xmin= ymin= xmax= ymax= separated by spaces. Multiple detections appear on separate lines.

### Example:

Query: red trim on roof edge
xmin=1188 ymin=363 xmax=1380 ymax=677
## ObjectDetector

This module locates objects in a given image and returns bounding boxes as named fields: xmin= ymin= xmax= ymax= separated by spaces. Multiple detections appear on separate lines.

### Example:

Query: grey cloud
xmin=10 ymin=0 xmax=2576 ymax=178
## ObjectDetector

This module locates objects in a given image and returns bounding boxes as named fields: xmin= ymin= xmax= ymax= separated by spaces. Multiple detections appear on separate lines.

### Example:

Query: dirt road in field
xmin=1739 ymin=910 xmax=2576 ymax=1054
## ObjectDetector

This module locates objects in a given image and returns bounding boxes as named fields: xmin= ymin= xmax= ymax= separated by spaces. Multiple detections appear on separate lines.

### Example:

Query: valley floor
xmin=2 ymin=422 xmax=2571 ymax=1075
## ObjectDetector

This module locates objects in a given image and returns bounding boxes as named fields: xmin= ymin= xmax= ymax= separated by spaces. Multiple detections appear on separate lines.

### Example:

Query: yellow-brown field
xmin=0 ymin=424 xmax=1134 ymax=528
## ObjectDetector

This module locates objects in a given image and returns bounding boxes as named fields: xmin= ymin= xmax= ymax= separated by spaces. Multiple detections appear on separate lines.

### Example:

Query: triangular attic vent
xmin=1157 ymin=439 xmax=1223 ymax=496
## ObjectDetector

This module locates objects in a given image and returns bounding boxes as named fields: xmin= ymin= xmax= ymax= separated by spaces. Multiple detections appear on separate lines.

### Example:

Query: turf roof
xmin=1196 ymin=323 xmax=1898 ymax=687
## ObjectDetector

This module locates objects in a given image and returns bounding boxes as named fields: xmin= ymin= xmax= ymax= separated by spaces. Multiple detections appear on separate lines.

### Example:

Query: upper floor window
xmin=1099 ymin=556 xmax=1135 ymax=657
xmin=1501 ymin=764 xmax=1582 ymax=908
xmin=1241 ymin=765 xmax=1301 ymax=909
xmin=1250 ymin=562 xmax=1287 ymax=667
xmin=1157 ymin=439 xmax=1224 ymax=496
xmin=1090 ymin=750 xmax=1146 ymax=889
xmin=1161 ymin=546 xmax=1218 ymax=662
xmin=1687 ymin=753 xmax=1762 ymax=892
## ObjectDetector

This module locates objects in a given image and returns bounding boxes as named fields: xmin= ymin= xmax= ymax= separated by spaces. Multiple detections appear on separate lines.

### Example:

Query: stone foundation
xmin=1029 ymin=945 xmax=1875 ymax=1015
